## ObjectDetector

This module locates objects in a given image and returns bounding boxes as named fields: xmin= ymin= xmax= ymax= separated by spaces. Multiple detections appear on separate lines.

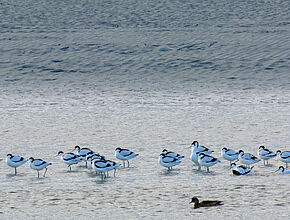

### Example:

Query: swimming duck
xmin=189 ymin=197 xmax=223 ymax=209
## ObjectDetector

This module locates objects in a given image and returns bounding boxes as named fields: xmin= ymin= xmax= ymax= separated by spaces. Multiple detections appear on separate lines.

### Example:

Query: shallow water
xmin=1 ymin=0 xmax=290 ymax=219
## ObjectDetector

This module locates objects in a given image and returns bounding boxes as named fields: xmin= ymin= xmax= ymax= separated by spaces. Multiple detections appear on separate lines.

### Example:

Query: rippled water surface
xmin=1 ymin=0 xmax=290 ymax=219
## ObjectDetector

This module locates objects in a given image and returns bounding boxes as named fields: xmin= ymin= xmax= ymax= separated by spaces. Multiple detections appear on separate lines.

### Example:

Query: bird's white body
xmin=276 ymin=151 xmax=290 ymax=168
xmin=238 ymin=150 xmax=260 ymax=166
xmin=190 ymin=141 xmax=213 ymax=170
xmin=86 ymin=154 xmax=104 ymax=168
xmin=6 ymin=154 xmax=27 ymax=175
xmin=29 ymin=157 xmax=52 ymax=178
xmin=6 ymin=154 xmax=27 ymax=168
xmin=57 ymin=151 xmax=82 ymax=171
xmin=59 ymin=152 xmax=81 ymax=165
xmin=221 ymin=148 xmax=238 ymax=164
xmin=231 ymin=163 xmax=253 ymax=175
xmin=115 ymin=148 xmax=138 ymax=167
xmin=258 ymin=146 xmax=276 ymax=165
xmin=74 ymin=146 xmax=94 ymax=160
xmin=159 ymin=153 xmax=181 ymax=170
xmin=198 ymin=153 xmax=220 ymax=172
xmin=162 ymin=149 xmax=184 ymax=160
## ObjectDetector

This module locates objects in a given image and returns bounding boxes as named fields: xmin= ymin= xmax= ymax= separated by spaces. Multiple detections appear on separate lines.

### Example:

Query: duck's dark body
xmin=189 ymin=197 xmax=223 ymax=209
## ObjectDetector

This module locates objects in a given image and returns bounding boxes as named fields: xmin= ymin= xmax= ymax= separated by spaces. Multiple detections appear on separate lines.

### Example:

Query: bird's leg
xmin=123 ymin=161 xmax=125 ymax=168
xmin=37 ymin=171 xmax=40 ymax=178
xmin=207 ymin=167 xmax=209 ymax=173
xmin=43 ymin=168 xmax=47 ymax=177
xmin=263 ymin=160 xmax=265 ymax=166
xmin=85 ymin=161 xmax=87 ymax=168
xmin=127 ymin=160 xmax=130 ymax=167
xmin=114 ymin=169 xmax=116 ymax=177
xmin=14 ymin=168 xmax=17 ymax=176
xmin=69 ymin=165 xmax=71 ymax=172
xmin=197 ymin=165 xmax=201 ymax=171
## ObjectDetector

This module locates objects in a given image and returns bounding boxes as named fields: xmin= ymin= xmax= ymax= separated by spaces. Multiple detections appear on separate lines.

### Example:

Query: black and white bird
xmin=238 ymin=150 xmax=260 ymax=167
xmin=6 ymin=154 xmax=27 ymax=175
xmin=257 ymin=146 xmax=276 ymax=166
xmin=28 ymin=157 xmax=52 ymax=178
xmin=86 ymin=153 xmax=104 ymax=169
xmin=91 ymin=159 xmax=114 ymax=180
xmin=276 ymin=166 xmax=290 ymax=174
xmin=197 ymin=153 xmax=220 ymax=172
xmin=190 ymin=141 xmax=214 ymax=170
xmin=57 ymin=151 xmax=82 ymax=171
xmin=159 ymin=153 xmax=181 ymax=170
xmin=162 ymin=149 xmax=184 ymax=160
xmin=74 ymin=146 xmax=94 ymax=167
xmin=221 ymin=147 xmax=239 ymax=165
xmin=115 ymin=147 xmax=138 ymax=167
xmin=276 ymin=150 xmax=290 ymax=168
xmin=231 ymin=163 xmax=254 ymax=175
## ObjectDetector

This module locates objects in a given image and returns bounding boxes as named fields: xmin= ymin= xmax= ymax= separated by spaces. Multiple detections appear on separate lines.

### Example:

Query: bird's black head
xmin=7 ymin=153 xmax=12 ymax=157
xmin=259 ymin=146 xmax=265 ymax=149
xmin=222 ymin=147 xmax=227 ymax=151
xmin=238 ymin=150 xmax=244 ymax=154
xmin=29 ymin=157 xmax=34 ymax=161
xmin=162 ymin=149 xmax=168 ymax=152
xmin=57 ymin=151 xmax=63 ymax=155
xmin=276 ymin=150 xmax=281 ymax=154
xmin=74 ymin=146 xmax=80 ymax=150
xmin=189 ymin=197 xmax=199 ymax=204
xmin=192 ymin=141 xmax=198 ymax=145
xmin=115 ymin=147 xmax=121 ymax=151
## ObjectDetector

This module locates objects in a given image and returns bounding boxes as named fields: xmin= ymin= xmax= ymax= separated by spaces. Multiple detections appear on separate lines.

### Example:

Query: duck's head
xmin=162 ymin=149 xmax=168 ymax=153
xmin=238 ymin=150 xmax=244 ymax=155
xmin=74 ymin=146 xmax=80 ymax=150
xmin=7 ymin=153 xmax=12 ymax=158
xmin=115 ymin=147 xmax=121 ymax=151
xmin=222 ymin=147 xmax=227 ymax=152
xmin=276 ymin=150 xmax=281 ymax=155
xmin=189 ymin=197 xmax=199 ymax=204
xmin=29 ymin=157 xmax=35 ymax=162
